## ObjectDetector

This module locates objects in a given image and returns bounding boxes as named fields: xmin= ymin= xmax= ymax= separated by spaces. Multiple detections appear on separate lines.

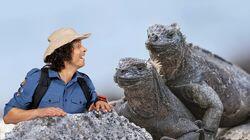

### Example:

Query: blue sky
xmin=0 ymin=0 xmax=250 ymax=114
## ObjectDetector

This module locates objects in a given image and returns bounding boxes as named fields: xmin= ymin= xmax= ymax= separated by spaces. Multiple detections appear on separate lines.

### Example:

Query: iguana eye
xmin=136 ymin=64 xmax=145 ymax=71
xmin=167 ymin=32 xmax=174 ymax=38
xmin=151 ymin=33 xmax=159 ymax=42
xmin=138 ymin=67 xmax=143 ymax=71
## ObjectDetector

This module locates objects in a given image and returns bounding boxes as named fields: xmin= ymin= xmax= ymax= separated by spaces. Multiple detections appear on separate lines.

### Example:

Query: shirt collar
xmin=48 ymin=69 xmax=85 ymax=82
xmin=72 ymin=71 xmax=85 ymax=82
xmin=48 ymin=69 xmax=60 ymax=78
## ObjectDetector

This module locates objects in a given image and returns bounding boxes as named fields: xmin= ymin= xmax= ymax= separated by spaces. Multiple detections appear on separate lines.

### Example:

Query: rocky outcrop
xmin=0 ymin=120 xmax=15 ymax=139
xmin=5 ymin=111 xmax=152 ymax=140
xmin=216 ymin=122 xmax=250 ymax=140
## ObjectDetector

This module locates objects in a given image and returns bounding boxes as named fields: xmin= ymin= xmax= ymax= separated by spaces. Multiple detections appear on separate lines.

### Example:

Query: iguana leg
xmin=160 ymin=131 xmax=201 ymax=140
xmin=172 ymin=82 xmax=223 ymax=139
xmin=160 ymin=136 xmax=176 ymax=140
xmin=109 ymin=96 xmax=126 ymax=112
xmin=177 ymin=132 xmax=200 ymax=140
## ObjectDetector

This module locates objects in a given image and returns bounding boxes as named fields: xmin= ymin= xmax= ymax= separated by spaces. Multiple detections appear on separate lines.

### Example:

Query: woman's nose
xmin=82 ymin=45 xmax=87 ymax=52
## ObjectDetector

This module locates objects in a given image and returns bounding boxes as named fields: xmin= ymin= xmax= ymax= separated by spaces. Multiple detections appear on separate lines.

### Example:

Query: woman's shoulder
xmin=77 ymin=71 xmax=90 ymax=79
xmin=25 ymin=68 xmax=41 ymax=79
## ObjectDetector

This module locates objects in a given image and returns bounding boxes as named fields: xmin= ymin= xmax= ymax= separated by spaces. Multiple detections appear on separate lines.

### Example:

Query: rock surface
xmin=5 ymin=111 xmax=152 ymax=140
xmin=0 ymin=120 xmax=15 ymax=139
xmin=216 ymin=122 xmax=250 ymax=140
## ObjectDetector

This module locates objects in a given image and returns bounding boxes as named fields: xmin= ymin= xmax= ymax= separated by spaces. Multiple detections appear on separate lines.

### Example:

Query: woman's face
xmin=70 ymin=40 xmax=87 ymax=69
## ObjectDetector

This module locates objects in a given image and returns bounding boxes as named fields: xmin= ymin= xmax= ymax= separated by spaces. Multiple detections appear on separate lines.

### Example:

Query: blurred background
xmin=0 ymin=0 xmax=250 ymax=116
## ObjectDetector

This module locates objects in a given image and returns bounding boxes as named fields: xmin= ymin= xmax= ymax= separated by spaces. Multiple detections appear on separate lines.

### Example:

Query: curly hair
xmin=44 ymin=41 xmax=74 ymax=72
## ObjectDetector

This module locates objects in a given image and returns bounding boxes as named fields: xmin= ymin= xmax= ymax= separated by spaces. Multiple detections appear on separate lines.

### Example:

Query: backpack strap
xmin=77 ymin=73 xmax=108 ymax=109
xmin=29 ymin=67 xmax=51 ymax=109
xmin=77 ymin=73 xmax=92 ymax=110
xmin=29 ymin=68 xmax=95 ymax=110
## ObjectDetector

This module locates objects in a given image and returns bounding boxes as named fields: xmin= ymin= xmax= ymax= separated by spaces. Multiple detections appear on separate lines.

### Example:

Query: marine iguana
xmin=146 ymin=23 xmax=250 ymax=139
xmin=113 ymin=57 xmax=203 ymax=140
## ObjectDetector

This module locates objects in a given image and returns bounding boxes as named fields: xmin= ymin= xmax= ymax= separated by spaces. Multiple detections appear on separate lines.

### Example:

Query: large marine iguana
xmin=146 ymin=23 xmax=250 ymax=139
xmin=113 ymin=57 xmax=203 ymax=140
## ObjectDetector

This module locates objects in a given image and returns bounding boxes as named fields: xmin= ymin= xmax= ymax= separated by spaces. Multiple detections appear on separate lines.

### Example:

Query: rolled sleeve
xmin=4 ymin=68 xmax=41 ymax=116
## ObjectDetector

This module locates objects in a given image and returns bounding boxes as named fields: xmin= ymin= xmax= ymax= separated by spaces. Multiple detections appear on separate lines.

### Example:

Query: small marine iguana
xmin=146 ymin=23 xmax=250 ymax=139
xmin=113 ymin=57 xmax=203 ymax=140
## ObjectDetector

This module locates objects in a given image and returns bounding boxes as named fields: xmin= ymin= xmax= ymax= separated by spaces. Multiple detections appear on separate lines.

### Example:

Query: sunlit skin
xmin=70 ymin=40 xmax=87 ymax=69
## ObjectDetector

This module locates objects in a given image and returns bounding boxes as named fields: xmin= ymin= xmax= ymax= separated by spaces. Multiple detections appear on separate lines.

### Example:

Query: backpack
xmin=29 ymin=67 xmax=92 ymax=109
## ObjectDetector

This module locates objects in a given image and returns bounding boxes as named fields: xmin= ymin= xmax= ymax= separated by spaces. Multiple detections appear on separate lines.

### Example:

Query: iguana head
xmin=114 ymin=57 xmax=153 ymax=89
xmin=145 ymin=23 xmax=185 ymax=79
xmin=146 ymin=23 xmax=185 ymax=50
xmin=114 ymin=57 xmax=162 ymax=118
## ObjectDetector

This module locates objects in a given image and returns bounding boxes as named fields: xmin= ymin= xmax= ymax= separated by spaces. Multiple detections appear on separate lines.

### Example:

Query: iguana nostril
xmin=121 ymin=70 xmax=125 ymax=73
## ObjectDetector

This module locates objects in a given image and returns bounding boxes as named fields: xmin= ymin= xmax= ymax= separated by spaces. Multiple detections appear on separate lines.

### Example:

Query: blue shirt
xmin=4 ymin=68 xmax=97 ymax=116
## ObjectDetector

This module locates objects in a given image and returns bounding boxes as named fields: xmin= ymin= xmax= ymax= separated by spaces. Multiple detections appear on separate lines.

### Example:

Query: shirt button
xmin=48 ymin=99 xmax=51 ymax=102
xmin=65 ymin=99 xmax=67 ymax=102
xmin=80 ymin=101 xmax=82 ymax=104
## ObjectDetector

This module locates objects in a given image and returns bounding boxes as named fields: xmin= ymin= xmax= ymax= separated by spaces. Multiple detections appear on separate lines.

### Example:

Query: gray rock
xmin=5 ymin=111 xmax=152 ymax=140
xmin=216 ymin=121 xmax=250 ymax=140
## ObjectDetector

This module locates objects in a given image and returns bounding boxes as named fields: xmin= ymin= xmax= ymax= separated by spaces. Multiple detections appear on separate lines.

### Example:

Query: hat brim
xmin=44 ymin=33 xmax=91 ymax=60
xmin=75 ymin=33 xmax=91 ymax=40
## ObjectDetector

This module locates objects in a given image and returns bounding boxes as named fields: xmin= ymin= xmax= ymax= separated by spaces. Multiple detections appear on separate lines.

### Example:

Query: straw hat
xmin=44 ymin=28 xmax=91 ymax=60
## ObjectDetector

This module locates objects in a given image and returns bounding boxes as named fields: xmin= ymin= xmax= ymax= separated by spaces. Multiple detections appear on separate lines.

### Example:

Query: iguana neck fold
xmin=149 ymin=42 xmax=186 ymax=82
xmin=124 ymin=78 xmax=160 ymax=118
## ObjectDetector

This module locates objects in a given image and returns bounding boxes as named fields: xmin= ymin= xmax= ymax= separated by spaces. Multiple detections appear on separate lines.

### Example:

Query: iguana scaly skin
xmin=146 ymin=23 xmax=250 ymax=139
xmin=113 ymin=57 xmax=202 ymax=140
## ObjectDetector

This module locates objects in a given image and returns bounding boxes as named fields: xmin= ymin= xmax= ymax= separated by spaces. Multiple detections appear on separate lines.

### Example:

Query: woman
xmin=3 ymin=28 xmax=112 ymax=124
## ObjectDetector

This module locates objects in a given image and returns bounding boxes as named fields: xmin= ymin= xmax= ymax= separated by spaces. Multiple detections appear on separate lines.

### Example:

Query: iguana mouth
xmin=145 ymin=41 xmax=166 ymax=52
xmin=114 ymin=57 xmax=153 ymax=88
xmin=115 ymin=76 xmax=142 ymax=87
xmin=146 ymin=36 xmax=173 ymax=47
